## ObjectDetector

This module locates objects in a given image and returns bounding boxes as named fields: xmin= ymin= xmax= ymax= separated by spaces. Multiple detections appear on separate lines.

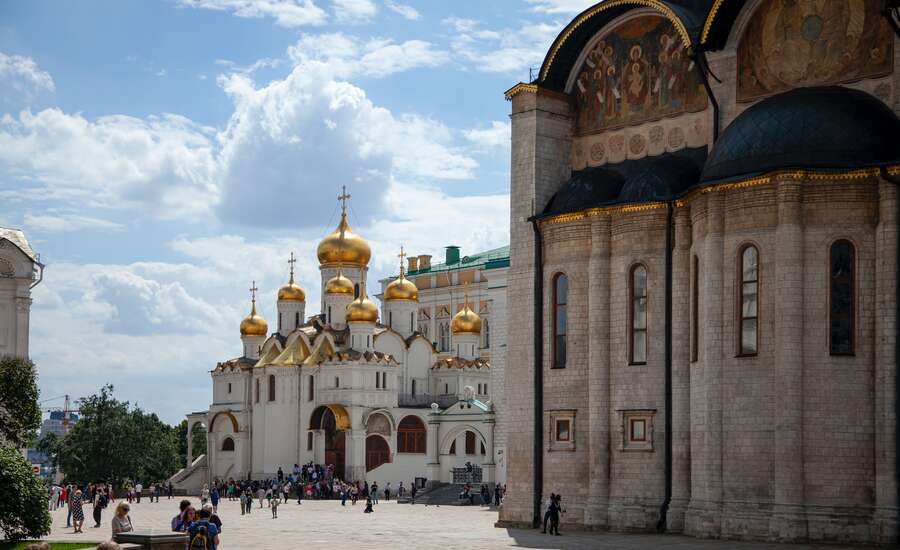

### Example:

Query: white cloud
xmin=0 ymin=109 xmax=220 ymax=218
xmin=23 ymin=212 xmax=124 ymax=233
xmin=384 ymin=0 xmax=418 ymax=20
xmin=464 ymin=120 xmax=511 ymax=150
xmin=0 ymin=52 xmax=55 ymax=102
xmin=444 ymin=17 xmax=559 ymax=75
xmin=332 ymin=0 xmax=377 ymax=22
xmin=178 ymin=0 xmax=328 ymax=27
xmin=525 ymin=0 xmax=594 ymax=14
xmin=287 ymin=33 xmax=447 ymax=78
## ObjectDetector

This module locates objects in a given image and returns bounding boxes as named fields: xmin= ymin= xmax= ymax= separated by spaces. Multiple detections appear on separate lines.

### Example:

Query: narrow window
xmin=410 ymin=312 xmax=414 ymax=333
xmin=411 ymin=379 xmax=417 ymax=396
xmin=308 ymin=375 xmax=314 ymax=401
xmin=485 ymin=383 xmax=488 ymax=394
xmin=552 ymin=273 xmax=568 ymax=368
xmin=629 ymin=418 xmax=646 ymax=442
xmin=480 ymin=441 xmax=486 ymax=455
xmin=255 ymin=379 xmax=260 ymax=403
xmin=830 ymin=240 xmax=855 ymax=355
xmin=376 ymin=372 xmax=380 ymax=389
xmin=465 ymin=431 xmax=476 ymax=455
xmin=295 ymin=312 xmax=300 ymax=327
xmin=389 ymin=311 xmax=393 ymax=328
xmin=279 ymin=313 xmax=282 ymax=332
xmin=555 ymin=419 xmax=570 ymax=442
xmin=328 ymin=306 xmax=332 ymax=324
xmin=691 ymin=255 xmax=699 ymax=362
xmin=335 ymin=376 xmax=340 ymax=388
xmin=307 ymin=431 xmax=313 ymax=451
xmin=268 ymin=374 xmax=276 ymax=402
xmin=444 ymin=383 xmax=449 ymax=394
xmin=440 ymin=323 xmax=450 ymax=352
xmin=382 ymin=372 xmax=387 ymax=390
xmin=630 ymin=265 xmax=648 ymax=364
xmin=483 ymin=318 xmax=490 ymax=348
xmin=227 ymin=382 xmax=232 ymax=394
xmin=738 ymin=245 xmax=759 ymax=356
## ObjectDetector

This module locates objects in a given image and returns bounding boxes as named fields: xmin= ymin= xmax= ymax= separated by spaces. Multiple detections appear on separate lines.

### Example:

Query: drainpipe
xmin=881 ymin=167 xmax=900 ymax=529
xmin=657 ymin=202 xmax=675 ymax=532
xmin=693 ymin=48 xmax=721 ymax=141
xmin=529 ymin=217 xmax=545 ymax=529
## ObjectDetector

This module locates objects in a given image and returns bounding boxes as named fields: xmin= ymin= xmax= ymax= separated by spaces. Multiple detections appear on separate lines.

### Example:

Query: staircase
xmin=399 ymin=483 xmax=492 ymax=506
xmin=168 ymin=454 xmax=208 ymax=494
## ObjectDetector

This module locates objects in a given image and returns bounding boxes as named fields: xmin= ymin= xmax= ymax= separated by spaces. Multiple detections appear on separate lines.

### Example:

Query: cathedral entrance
xmin=310 ymin=405 xmax=350 ymax=480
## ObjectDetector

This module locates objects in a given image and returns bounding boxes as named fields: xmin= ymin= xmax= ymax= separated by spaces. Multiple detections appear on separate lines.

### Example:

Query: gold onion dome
xmin=384 ymin=246 xmax=417 ymax=301
xmin=317 ymin=212 xmax=371 ymax=268
xmin=346 ymin=289 xmax=378 ymax=323
xmin=240 ymin=283 xmax=268 ymax=336
xmin=451 ymin=287 xmax=481 ymax=335
xmin=325 ymin=270 xmax=355 ymax=295
xmin=278 ymin=253 xmax=305 ymax=301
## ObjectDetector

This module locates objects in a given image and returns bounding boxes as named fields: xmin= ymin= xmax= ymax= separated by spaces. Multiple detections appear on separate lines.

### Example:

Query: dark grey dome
xmin=618 ymin=154 xmax=701 ymax=203
xmin=701 ymin=86 xmax=900 ymax=184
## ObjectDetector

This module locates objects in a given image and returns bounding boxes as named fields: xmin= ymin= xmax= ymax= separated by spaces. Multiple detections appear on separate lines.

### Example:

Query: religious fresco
xmin=573 ymin=16 xmax=708 ymax=134
xmin=737 ymin=0 xmax=893 ymax=102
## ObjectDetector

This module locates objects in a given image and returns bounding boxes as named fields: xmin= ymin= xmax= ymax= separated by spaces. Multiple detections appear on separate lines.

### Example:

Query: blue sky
xmin=0 ymin=0 xmax=591 ymax=424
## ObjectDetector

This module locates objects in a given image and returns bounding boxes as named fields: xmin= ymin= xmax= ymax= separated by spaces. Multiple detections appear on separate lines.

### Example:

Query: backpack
xmin=190 ymin=523 xmax=210 ymax=550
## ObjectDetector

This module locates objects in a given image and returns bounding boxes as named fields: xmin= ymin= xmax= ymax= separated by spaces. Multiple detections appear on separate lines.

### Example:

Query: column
xmin=346 ymin=430 xmax=366 ymax=483
xmin=186 ymin=423 xmax=194 ymax=468
xmin=874 ymin=180 xmax=898 ymax=543
xmin=15 ymin=295 xmax=31 ymax=358
xmin=481 ymin=419 xmax=496 ymax=482
xmin=669 ymin=207 xmax=692 ymax=531
xmin=769 ymin=178 xmax=807 ymax=541
xmin=426 ymin=415 xmax=440 ymax=482
xmin=586 ymin=217 xmax=611 ymax=528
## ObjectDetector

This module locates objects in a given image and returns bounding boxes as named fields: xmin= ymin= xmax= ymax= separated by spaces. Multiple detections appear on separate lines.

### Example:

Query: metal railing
xmin=398 ymin=393 xmax=458 ymax=409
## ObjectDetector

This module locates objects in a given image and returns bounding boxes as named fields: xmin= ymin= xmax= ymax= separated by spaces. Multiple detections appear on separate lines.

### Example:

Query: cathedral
xmin=500 ymin=0 xmax=900 ymax=545
xmin=0 ymin=227 xmax=42 ymax=359
xmin=174 ymin=191 xmax=507 ymax=491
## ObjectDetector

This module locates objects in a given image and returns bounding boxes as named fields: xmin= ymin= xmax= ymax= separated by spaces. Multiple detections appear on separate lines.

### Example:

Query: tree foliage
xmin=0 ymin=355 xmax=42 ymax=448
xmin=175 ymin=420 xmax=207 ymax=466
xmin=57 ymin=385 xmax=180 ymax=484
xmin=0 ymin=433 xmax=51 ymax=540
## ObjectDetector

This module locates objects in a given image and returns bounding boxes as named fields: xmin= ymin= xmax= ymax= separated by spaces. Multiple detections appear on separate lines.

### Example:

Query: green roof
xmin=408 ymin=245 xmax=509 ymax=276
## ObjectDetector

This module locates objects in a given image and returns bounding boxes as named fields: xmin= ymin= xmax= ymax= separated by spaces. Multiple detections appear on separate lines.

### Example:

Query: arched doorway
xmin=365 ymin=435 xmax=390 ymax=471
xmin=310 ymin=405 xmax=350 ymax=480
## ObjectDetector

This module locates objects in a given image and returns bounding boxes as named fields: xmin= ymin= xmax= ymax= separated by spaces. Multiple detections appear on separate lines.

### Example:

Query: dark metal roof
xmin=542 ymin=147 xmax=707 ymax=217
xmin=701 ymin=86 xmax=900 ymax=185
xmin=539 ymin=0 xmax=715 ymax=91
xmin=699 ymin=0 xmax=748 ymax=50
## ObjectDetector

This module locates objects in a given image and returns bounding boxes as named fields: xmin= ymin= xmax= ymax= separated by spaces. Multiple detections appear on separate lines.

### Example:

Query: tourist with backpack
xmin=188 ymin=508 xmax=220 ymax=550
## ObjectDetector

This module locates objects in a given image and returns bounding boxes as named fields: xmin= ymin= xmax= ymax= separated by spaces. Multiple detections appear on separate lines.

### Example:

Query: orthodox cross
xmin=249 ymin=280 xmax=258 ymax=306
xmin=462 ymin=281 xmax=469 ymax=308
xmin=398 ymin=245 xmax=407 ymax=276
xmin=288 ymin=252 xmax=297 ymax=278
xmin=338 ymin=186 xmax=351 ymax=214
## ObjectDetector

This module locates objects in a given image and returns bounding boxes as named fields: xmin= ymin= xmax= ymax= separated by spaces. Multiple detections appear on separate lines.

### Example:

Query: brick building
xmin=499 ymin=0 xmax=900 ymax=545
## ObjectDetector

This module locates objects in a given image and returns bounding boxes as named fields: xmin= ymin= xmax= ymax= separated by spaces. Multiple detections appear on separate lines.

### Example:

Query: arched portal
xmin=309 ymin=405 xmax=350 ymax=479
xmin=365 ymin=435 xmax=390 ymax=471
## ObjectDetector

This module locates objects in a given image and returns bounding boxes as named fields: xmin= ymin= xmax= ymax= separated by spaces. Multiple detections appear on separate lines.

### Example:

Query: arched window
xmin=738 ymin=245 xmax=759 ymax=356
xmin=552 ymin=273 xmax=567 ymax=369
xmin=630 ymin=265 xmax=648 ymax=364
xmin=268 ymin=374 xmax=276 ymax=402
xmin=830 ymin=240 xmax=855 ymax=355
xmin=221 ymin=437 xmax=235 ymax=452
xmin=483 ymin=318 xmax=490 ymax=348
xmin=397 ymin=416 xmax=426 ymax=454
xmin=440 ymin=323 xmax=450 ymax=352
xmin=449 ymin=440 xmax=456 ymax=454
xmin=365 ymin=435 xmax=390 ymax=471
xmin=480 ymin=441 xmax=486 ymax=455
xmin=465 ymin=431 xmax=476 ymax=455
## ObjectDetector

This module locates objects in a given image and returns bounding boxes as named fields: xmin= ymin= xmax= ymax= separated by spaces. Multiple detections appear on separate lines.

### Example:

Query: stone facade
xmin=500 ymin=0 xmax=900 ymax=545
xmin=0 ymin=227 xmax=42 ymax=359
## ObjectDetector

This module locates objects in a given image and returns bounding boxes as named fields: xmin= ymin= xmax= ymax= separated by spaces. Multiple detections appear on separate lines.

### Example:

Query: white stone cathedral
xmin=174 ymin=191 xmax=501 ymax=490
xmin=0 ymin=227 xmax=42 ymax=359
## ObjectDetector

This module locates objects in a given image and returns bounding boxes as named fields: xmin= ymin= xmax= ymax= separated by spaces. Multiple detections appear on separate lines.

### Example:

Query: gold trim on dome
xmin=539 ymin=166 xmax=895 ymax=225
xmin=700 ymin=0 xmax=726 ymax=45
xmin=541 ymin=0 xmax=692 ymax=83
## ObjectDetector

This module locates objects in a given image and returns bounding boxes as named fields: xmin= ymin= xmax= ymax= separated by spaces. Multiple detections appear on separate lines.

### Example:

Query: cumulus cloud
xmin=525 ymin=0 xmax=594 ymax=14
xmin=464 ymin=121 xmax=511 ymax=150
xmin=287 ymin=33 xmax=448 ymax=78
xmin=177 ymin=0 xmax=327 ymax=27
xmin=0 ymin=110 xmax=220 ymax=218
xmin=332 ymin=0 xmax=377 ymax=22
xmin=444 ymin=17 xmax=560 ymax=76
xmin=0 ymin=52 xmax=55 ymax=103
xmin=384 ymin=0 xmax=418 ymax=20
xmin=23 ymin=212 xmax=124 ymax=233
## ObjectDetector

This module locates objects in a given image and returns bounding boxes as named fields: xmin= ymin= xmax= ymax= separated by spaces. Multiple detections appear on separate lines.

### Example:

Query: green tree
xmin=57 ymin=385 xmax=181 ymax=484
xmin=0 ymin=355 xmax=42 ymax=448
xmin=175 ymin=420 xmax=207 ymax=466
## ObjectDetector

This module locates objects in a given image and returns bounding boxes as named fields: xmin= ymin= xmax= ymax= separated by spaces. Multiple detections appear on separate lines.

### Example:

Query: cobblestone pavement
xmin=45 ymin=498 xmax=872 ymax=550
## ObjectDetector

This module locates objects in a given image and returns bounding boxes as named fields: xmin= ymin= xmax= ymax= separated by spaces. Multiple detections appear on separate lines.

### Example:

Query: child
xmin=239 ymin=491 xmax=246 ymax=515
xmin=271 ymin=497 xmax=279 ymax=519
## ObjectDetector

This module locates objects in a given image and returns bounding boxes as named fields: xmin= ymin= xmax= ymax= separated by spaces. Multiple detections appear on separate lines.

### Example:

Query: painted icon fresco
xmin=737 ymin=0 xmax=893 ymax=102
xmin=573 ymin=16 xmax=708 ymax=135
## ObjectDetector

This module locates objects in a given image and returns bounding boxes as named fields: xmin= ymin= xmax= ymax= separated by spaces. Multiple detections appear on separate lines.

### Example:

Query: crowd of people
xmin=46 ymin=480 xmax=171 ymax=534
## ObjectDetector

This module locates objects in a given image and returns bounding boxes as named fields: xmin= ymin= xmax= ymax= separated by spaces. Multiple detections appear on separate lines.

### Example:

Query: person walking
xmin=256 ymin=486 xmax=265 ymax=508
xmin=200 ymin=484 xmax=210 ymax=506
xmin=397 ymin=482 xmax=405 ymax=499
xmin=210 ymin=486 xmax=219 ymax=513
xmin=111 ymin=502 xmax=133 ymax=535
xmin=271 ymin=496 xmax=280 ymax=519
xmin=384 ymin=482 xmax=391 ymax=501
xmin=71 ymin=490 xmax=85 ymax=533
xmin=494 ymin=483 xmax=502 ymax=506
xmin=134 ymin=482 xmax=142 ymax=504
xmin=410 ymin=483 xmax=417 ymax=505
xmin=239 ymin=491 xmax=247 ymax=515
xmin=371 ymin=482 xmax=379 ymax=504
xmin=541 ymin=493 xmax=556 ymax=534
xmin=188 ymin=508 xmax=220 ymax=550
xmin=92 ymin=488 xmax=108 ymax=528
xmin=65 ymin=486 xmax=74 ymax=528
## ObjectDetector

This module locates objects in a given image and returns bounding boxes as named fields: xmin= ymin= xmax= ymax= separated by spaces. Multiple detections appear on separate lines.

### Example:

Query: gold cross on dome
xmin=249 ymin=281 xmax=258 ymax=305
xmin=398 ymin=245 xmax=407 ymax=275
xmin=288 ymin=252 xmax=297 ymax=277
xmin=338 ymin=185 xmax=351 ymax=214
xmin=462 ymin=281 xmax=469 ymax=307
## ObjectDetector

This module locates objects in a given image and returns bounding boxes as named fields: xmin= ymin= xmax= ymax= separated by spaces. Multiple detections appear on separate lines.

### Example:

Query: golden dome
xmin=385 ymin=275 xmax=418 ymax=301
xmin=346 ymin=289 xmax=378 ymax=324
xmin=240 ymin=303 xmax=268 ymax=337
xmin=451 ymin=286 xmax=481 ymax=335
xmin=278 ymin=253 xmax=306 ymax=302
xmin=317 ymin=212 xmax=371 ymax=268
xmin=325 ymin=270 xmax=355 ymax=295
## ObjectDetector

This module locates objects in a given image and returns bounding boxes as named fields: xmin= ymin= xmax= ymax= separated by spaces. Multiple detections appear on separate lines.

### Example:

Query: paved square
xmin=45 ymin=498 xmax=873 ymax=550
